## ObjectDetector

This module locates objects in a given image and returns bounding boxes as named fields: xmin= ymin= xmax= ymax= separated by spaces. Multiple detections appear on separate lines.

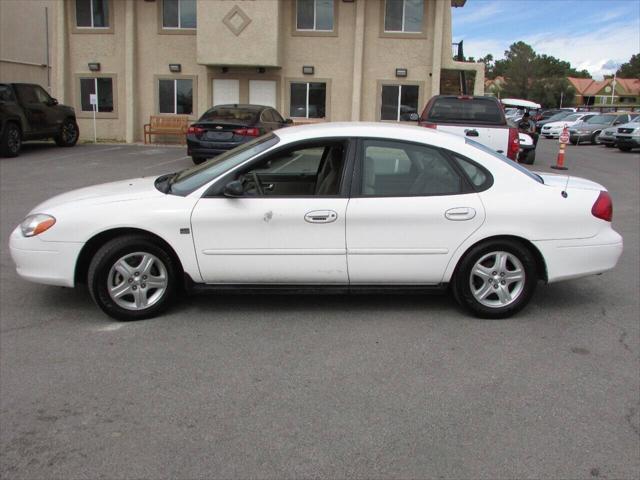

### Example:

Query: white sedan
xmin=10 ymin=123 xmax=623 ymax=321
xmin=541 ymin=113 xmax=596 ymax=138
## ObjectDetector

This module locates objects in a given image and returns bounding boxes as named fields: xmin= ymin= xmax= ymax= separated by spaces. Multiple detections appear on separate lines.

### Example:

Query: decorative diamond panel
xmin=222 ymin=6 xmax=252 ymax=36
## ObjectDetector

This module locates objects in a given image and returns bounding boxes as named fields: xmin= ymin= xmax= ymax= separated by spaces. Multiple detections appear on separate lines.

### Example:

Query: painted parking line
xmin=31 ymin=145 xmax=125 ymax=163
xmin=143 ymin=155 xmax=191 ymax=169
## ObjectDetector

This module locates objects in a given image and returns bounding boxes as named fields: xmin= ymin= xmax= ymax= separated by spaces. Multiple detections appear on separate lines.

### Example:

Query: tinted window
xmin=270 ymin=109 xmax=285 ymax=123
xmin=361 ymin=139 xmax=462 ymax=196
xmin=200 ymin=107 xmax=257 ymax=122
xmin=0 ymin=85 xmax=16 ymax=102
xmin=14 ymin=85 xmax=39 ymax=104
xmin=255 ymin=146 xmax=325 ymax=174
xmin=163 ymin=0 xmax=196 ymax=28
xmin=76 ymin=0 xmax=109 ymax=27
xmin=385 ymin=0 xmax=423 ymax=32
xmin=261 ymin=110 xmax=276 ymax=123
xmin=452 ymin=154 xmax=492 ymax=190
xmin=426 ymin=97 xmax=503 ymax=124
xmin=297 ymin=0 xmax=333 ymax=31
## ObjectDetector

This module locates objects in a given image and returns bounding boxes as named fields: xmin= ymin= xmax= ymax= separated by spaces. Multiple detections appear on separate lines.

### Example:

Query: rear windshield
xmin=425 ymin=97 xmax=504 ymax=125
xmin=465 ymin=138 xmax=543 ymax=184
xmin=199 ymin=107 xmax=258 ymax=123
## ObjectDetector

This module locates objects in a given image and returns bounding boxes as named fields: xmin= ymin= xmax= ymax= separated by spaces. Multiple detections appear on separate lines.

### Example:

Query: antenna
xmin=562 ymin=174 xmax=570 ymax=198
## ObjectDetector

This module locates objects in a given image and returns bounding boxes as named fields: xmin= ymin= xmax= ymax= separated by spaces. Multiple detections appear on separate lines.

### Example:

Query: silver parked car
xmin=569 ymin=112 xmax=635 ymax=145
xmin=599 ymin=114 xmax=639 ymax=148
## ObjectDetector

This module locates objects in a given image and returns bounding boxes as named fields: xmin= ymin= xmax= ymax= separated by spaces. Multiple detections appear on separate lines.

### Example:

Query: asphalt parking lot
xmin=1 ymin=138 xmax=638 ymax=479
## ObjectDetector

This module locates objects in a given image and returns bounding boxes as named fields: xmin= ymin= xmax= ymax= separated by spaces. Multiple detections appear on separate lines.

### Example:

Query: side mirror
xmin=284 ymin=118 xmax=294 ymax=125
xmin=223 ymin=179 xmax=244 ymax=197
xmin=48 ymin=98 xmax=58 ymax=106
xmin=408 ymin=113 xmax=420 ymax=121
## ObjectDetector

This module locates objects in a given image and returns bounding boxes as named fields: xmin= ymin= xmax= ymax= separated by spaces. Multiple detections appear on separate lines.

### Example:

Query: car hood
xmin=544 ymin=120 xmax=578 ymax=128
xmin=31 ymin=177 xmax=163 ymax=213
xmin=535 ymin=172 xmax=605 ymax=192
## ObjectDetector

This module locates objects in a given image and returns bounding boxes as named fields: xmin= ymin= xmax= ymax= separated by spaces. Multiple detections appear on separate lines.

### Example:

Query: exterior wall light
xmin=303 ymin=66 xmax=314 ymax=75
xmin=169 ymin=64 xmax=182 ymax=73
xmin=88 ymin=62 xmax=101 ymax=72
xmin=257 ymin=67 xmax=266 ymax=73
xmin=395 ymin=68 xmax=408 ymax=78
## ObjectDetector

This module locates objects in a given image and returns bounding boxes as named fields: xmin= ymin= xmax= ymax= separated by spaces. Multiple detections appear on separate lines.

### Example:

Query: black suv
xmin=0 ymin=83 xmax=79 ymax=157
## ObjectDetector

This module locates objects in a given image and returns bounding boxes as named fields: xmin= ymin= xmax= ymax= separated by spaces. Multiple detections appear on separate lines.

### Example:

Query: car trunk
xmin=191 ymin=120 xmax=257 ymax=142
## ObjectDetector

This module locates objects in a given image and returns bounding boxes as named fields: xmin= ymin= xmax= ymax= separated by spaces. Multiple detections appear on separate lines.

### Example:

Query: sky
xmin=452 ymin=0 xmax=640 ymax=79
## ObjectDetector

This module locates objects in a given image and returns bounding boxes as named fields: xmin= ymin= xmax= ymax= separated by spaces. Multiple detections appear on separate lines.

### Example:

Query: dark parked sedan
xmin=187 ymin=104 xmax=292 ymax=164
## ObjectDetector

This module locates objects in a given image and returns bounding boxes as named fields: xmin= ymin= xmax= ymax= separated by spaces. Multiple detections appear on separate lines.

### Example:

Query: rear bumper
xmin=9 ymin=227 xmax=82 ymax=287
xmin=186 ymin=138 xmax=247 ymax=158
xmin=533 ymin=228 xmax=623 ymax=283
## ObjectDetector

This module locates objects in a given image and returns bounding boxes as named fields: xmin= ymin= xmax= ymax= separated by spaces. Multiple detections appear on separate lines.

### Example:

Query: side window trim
xmin=349 ymin=137 xmax=475 ymax=198
xmin=204 ymin=136 xmax=357 ymax=198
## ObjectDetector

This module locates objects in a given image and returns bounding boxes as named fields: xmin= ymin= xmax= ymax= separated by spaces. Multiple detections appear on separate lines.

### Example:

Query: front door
xmin=249 ymin=80 xmax=277 ymax=108
xmin=346 ymin=138 xmax=486 ymax=284
xmin=191 ymin=139 xmax=352 ymax=284
xmin=212 ymin=79 xmax=240 ymax=106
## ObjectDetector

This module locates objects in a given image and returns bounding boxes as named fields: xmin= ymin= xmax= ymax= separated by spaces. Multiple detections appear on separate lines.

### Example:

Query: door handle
xmin=304 ymin=210 xmax=338 ymax=224
xmin=465 ymin=129 xmax=479 ymax=137
xmin=445 ymin=207 xmax=476 ymax=221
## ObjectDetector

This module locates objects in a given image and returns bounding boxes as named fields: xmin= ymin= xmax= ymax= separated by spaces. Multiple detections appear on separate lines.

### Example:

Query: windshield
xmin=169 ymin=134 xmax=280 ymax=195
xmin=465 ymin=138 xmax=543 ymax=184
xmin=426 ymin=97 xmax=504 ymax=124
xmin=198 ymin=107 xmax=259 ymax=123
xmin=563 ymin=114 xmax=581 ymax=122
xmin=546 ymin=112 xmax=571 ymax=122
xmin=586 ymin=115 xmax=613 ymax=125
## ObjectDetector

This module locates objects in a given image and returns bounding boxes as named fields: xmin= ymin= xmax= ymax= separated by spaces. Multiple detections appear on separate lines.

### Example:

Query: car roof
xmin=211 ymin=104 xmax=270 ymax=111
xmin=273 ymin=122 xmax=466 ymax=148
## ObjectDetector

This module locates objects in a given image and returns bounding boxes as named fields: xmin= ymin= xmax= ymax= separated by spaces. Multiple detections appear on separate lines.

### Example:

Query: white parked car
xmin=541 ymin=113 xmax=596 ymax=138
xmin=10 ymin=123 xmax=623 ymax=321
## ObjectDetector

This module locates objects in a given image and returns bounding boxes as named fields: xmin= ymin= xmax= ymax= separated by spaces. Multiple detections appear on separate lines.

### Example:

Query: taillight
xmin=507 ymin=127 xmax=519 ymax=160
xmin=187 ymin=126 xmax=204 ymax=135
xmin=591 ymin=190 xmax=613 ymax=222
xmin=420 ymin=122 xmax=437 ymax=129
xmin=233 ymin=128 xmax=260 ymax=137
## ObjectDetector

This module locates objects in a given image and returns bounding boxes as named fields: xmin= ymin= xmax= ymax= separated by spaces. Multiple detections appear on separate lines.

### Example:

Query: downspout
xmin=125 ymin=0 xmax=136 ymax=143
xmin=350 ymin=0 xmax=366 ymax=121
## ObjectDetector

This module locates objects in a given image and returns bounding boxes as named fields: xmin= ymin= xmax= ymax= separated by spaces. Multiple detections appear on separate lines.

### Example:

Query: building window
xmin=296 ymin=0 xmax=333 ymax=31
xmin=290 ymin=82 xmax=326 ymax=118
xmin=76 ymin=0 xmax=109 ymax=28
xmin=163 ymin=0 xmax=197 ymax=29
xmin=380 ymin=84 xmax=419 ymax=121
xmin=159 ymin=79 xmax=193 ymax=114
xmin=384 ymin=0 xmax=423 ymax=33
xmin=79 ymin=77 xmax=114 ymax=112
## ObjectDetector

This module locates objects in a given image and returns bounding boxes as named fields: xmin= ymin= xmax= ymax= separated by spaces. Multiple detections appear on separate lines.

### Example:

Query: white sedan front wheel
xmin=88 ymin=235 xmax=178 ymax=321
xmin=453 ymin=239 xmax=538 ymax=319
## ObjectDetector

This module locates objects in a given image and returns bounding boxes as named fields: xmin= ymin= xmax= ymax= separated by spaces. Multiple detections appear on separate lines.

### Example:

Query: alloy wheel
xmin=469 ymin=251 xmax=526 ymax=308
xmin=107 ymin=252 xmax=168 ymax=311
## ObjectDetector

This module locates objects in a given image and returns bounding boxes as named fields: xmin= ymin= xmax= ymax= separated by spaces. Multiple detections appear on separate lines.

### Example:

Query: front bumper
xmin=9 ymin=227 xmax=83 ymax=287
xmin=599 ymin=135 xmax=616 ymax=145
xmin=532 ymin=228 xmax=623 ymax=283
xmin=616 ymin=136 xmax=640 ymax=149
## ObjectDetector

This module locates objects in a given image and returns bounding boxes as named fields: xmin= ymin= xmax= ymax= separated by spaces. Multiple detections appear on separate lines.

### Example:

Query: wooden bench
xmin=143 ymin=115 xmax=189 ymax=144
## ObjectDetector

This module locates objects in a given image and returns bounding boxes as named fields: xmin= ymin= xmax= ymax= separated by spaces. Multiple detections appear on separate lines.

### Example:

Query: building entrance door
xmin=249 ymin=80 xmax=277 ymax=108
xmin=212 ymin=79 xmax=240 ymax=106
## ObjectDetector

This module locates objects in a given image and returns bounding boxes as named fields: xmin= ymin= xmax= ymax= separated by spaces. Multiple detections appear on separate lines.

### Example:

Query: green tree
xmin=616 ymin=54 xmax=640 ymax=77
xmin=502 ymin=42 xmax=537 ymax=98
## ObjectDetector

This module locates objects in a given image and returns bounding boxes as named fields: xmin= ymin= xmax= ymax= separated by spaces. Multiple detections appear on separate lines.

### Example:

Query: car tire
xmin=88 ymin=235 xmax=179 ymax=321
xmin=570 ymin=139 xmax=578 ymax=145
xmin=591 ymin=132 xmax=601 ymax=145
xmin=522 ymin=149 xmax=535 ymax=165
xmin=0 ymin=122 xmax=22 ymax=157
xmin=191 ymin=156 xmax=206 ymax=165
xmin=604 ymin=143 xmax=613 ymax=148
xmin=54 ymin=119 xmax=79 ymax=147
xmin=452 ymin=239 xmax=538 ymax=319
xmin=619 ymin=146 xmax=632 ymax=152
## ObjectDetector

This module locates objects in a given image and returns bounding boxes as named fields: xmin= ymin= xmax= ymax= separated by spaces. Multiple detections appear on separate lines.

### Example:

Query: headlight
xmin=20 ymin=214 xmax=56 ymax=237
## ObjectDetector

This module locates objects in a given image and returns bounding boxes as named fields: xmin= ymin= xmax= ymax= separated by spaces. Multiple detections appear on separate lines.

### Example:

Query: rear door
xmin=346 ymin=138 xmax=485 ymax=284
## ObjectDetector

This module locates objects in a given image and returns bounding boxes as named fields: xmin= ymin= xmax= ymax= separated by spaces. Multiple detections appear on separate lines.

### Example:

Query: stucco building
xmin=1 ymin=0 xmax=483 ymax=143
